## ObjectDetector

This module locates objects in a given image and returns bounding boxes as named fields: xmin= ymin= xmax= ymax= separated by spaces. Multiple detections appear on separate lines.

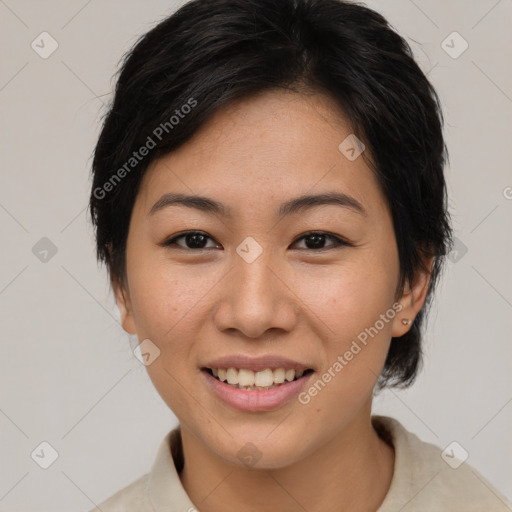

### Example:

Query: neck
xmin=179 ymin=404 xmax=394 ymax=512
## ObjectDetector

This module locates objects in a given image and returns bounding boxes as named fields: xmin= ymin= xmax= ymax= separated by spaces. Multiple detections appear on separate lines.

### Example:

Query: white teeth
xmin=273 ymin=368 xmax=285 ymax=383
xmin=238 ymin=368 xmax=255 ymax=387
xmin=285 ymin=369 xmax=296 ymax=382
xmin=255 ymin=369 xmax=274 ymax=387
xmin=209 ymin=367 xmax=308 ymax=388
xmin=226 ymin=367 xmax=238 ymax=385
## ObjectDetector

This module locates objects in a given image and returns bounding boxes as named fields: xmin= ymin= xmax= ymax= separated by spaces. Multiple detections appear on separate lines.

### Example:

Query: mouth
xmin=202 ymin=366 xmax=315 ymax=391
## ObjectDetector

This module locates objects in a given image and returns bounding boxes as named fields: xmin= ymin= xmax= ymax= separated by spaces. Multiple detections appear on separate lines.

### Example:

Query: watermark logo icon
xmin=441 ymin=441 xmax=469 ymax=469
xmin=31 ymin=441 xmax=59 ymax=469
xmin=133 ymin=338 xmax=161 ymax=366
xmin=236 ymin=236 xmax=263 ymax=263
xmin=237 ymin=442 xmax=262 ymax=467
xmin=448 ymin=237 xmax=468 ymax=263
xmin=338 ymin=134 xmax=365 ymax=161
xmin=441 ymin=32 xmax=468 ymax=59
xmin=32 ymin=237 xmax=58 ymax=263
xmin=31 ymin=32 xmax=59 ymax=59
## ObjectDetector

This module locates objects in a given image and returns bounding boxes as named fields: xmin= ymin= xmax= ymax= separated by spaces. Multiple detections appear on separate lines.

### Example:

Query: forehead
xmin=137 ymin=89 xmax=385 ymax=219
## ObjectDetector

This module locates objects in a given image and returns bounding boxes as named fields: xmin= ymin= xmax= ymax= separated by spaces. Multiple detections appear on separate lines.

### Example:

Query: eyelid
xmin=161 ymin=230 xmax=353 ymax=251
xmin=292 ymin=231 xmax=353 ymax=250
xmin=161 ymin=230 xmax=220 ymax=250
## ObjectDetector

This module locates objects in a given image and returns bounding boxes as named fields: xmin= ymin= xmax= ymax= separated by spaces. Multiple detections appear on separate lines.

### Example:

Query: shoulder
xmin=87 ymin=473 xmax=152 ymax=512
xmin=373 ymin=415 xmax=512 ymax=512
xmin=87 ymin=426 xmax=189 ymax=511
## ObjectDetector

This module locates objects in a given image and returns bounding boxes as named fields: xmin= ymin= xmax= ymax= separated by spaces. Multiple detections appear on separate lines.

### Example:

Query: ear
xmin=392 ymin=255 xmax=434 ymax=338
xmin=112 ymin=275 xmax=137 ymax=335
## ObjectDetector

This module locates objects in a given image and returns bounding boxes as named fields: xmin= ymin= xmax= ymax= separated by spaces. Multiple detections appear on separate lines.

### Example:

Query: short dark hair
xmin=89 ymin=0 xmax=453 ymax=389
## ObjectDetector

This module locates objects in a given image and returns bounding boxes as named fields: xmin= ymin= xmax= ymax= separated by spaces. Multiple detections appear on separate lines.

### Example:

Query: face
xmin=115 ymin=89 xmax=427 ymax=469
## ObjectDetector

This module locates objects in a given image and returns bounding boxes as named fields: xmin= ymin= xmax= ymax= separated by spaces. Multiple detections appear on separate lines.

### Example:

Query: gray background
xmin=0 ymin=0 xmax=511 ymax=509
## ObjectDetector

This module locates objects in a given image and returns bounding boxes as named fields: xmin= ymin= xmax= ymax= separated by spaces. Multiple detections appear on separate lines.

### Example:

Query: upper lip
xmin=202 ymin=355 xmax=314 ymax=372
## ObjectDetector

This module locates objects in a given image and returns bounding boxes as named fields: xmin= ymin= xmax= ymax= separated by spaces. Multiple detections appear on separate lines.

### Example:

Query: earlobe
xmin=392 ymin=256 xmax=434 ymax=337
xmin=112 ymin=277 xmax=137 ymax=335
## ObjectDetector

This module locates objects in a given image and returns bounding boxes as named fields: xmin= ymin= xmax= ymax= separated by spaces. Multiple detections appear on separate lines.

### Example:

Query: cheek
xmin=127 ymin=256 xmax=212 ymax=339
xmin=294 ymin=262 xmax=397 ymax=431
xmin=294 ymin=252 xmax=399 ymax=343
xmin=291 ymin=246 xmax=399 ymax=409
xmin=125 ymin=258 xmax=217 ymax=410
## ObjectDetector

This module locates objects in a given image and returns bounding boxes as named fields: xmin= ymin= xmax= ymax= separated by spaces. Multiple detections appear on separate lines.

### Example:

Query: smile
xmin=205 ymin=367 xmax=314 ymax=391
xmin=201 ymin=367 xmax=315 ymax=412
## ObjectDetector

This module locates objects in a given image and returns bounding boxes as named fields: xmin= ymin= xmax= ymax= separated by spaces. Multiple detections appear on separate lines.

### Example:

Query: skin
xmin=114 ymin=89 xmax=433 ymax=512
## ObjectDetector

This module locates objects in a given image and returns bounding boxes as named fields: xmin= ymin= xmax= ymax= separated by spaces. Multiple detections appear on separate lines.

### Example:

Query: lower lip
xmin=201 ymin=369 xmax=313 ymax=412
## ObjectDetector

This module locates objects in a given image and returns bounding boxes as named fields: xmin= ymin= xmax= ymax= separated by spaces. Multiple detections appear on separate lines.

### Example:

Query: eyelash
xmin=161 ymin=230 xmax=353 ymax=252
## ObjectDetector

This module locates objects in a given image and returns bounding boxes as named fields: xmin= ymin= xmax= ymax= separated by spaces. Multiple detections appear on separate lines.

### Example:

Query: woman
xmin=88 ymin=0 xmax=511 ymax=510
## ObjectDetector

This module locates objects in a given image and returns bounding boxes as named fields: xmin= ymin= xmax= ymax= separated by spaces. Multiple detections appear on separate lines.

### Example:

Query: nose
xmin=212 ymin=247 xmax=299 ymax=339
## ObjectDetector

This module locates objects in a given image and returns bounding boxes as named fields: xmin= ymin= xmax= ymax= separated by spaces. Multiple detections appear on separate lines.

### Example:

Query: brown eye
xmin=162 ymin=230 xmax=352 ymax=251
xmin=163 ymin=231 xmax=219 ymax=250
xmin=292 ymin=232 xmax=351 ymax=251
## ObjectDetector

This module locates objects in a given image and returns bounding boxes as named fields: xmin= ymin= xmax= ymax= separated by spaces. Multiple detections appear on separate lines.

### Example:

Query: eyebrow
xmin=149 ymin=191 xmax=367 ymax=218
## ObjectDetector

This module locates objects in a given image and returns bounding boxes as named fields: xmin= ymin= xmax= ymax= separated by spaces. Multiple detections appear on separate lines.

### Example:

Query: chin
xmin=202 ymin=424 xmax=310 ymax=470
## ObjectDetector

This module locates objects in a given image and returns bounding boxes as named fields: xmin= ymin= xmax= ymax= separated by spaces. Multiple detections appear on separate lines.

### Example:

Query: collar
xmin=147 ymin=425 xmax=196 ymax=511
xmin=146 ymin=416 xmax=410 ymax=511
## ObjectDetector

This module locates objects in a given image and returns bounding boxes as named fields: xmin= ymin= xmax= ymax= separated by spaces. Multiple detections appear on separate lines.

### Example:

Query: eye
xmin=162 ymin=230 xmax=352 ymax=251
xmin=162 ymin=231 xmax=220 ymax=250
xmin=291 ymin=231 xmax=352 ymax=251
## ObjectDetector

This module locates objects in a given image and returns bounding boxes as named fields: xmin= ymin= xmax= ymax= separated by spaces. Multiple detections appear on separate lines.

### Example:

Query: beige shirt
xmin=90 ymin=416 xmax=512 ymax=511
